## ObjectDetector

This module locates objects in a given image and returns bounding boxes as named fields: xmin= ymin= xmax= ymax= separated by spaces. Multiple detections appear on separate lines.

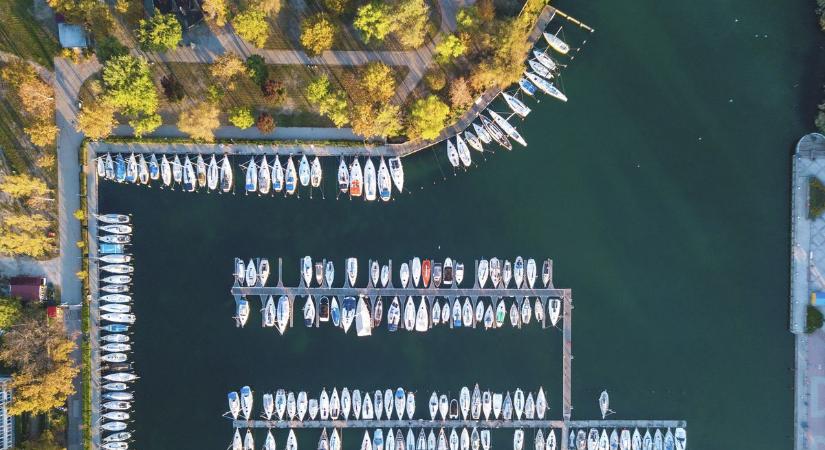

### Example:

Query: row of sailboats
xmin=565 ymin=427 xmax=686 ymax=450
xmin=336 ymin=157 xmax=404 ymax=201
xmin=243 ymin=154 xmax=320 ymax=195
xmin=234 ymin=256 xmax=553 ymax=290
xmin=96 ymin=153 xmax=233 ymax=193
xmin=97 ymin=213 xmax=137 ymax=450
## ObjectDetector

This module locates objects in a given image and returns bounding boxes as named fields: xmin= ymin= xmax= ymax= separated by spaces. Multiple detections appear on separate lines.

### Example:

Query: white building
xmin=0 ymin=377 xmax=13 ymax=449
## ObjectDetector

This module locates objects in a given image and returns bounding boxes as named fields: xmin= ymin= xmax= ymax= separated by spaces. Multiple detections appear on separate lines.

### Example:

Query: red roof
xmin=47 ymin=306 xmax=57 ymax=318
xmin=9 ymin=277 xmax=46 ymax=302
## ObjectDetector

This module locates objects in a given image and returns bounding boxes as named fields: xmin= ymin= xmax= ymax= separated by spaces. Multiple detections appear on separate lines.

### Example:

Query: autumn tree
xmin=130 ymin=113 xmax=162 ymax=137
xmin=435 ymin=34 xmax=466 ymax=63
xmin=393 ymin=0 xmax=430 ymax=48
xmin=0 ymin=316 xmax=78 ymax=415
xmin=0 ymin=174 xmax=50 ymax=199
xmin=252 ymin=0 xmax=282 ymax=16
xmin=361 ymin=62 xmax=396 ymax=102
xmin=424 ymin=67 xmax=446 ymax=91
xmin=407 ymin=95 xmax=449 ymax=140
xmin=229 ymin=107 xmax=255 ymax=129
xmin=456 ymin=6 xmax=479 ymax=32
xmin=476 ymin=0 xmax=495 ymax=22
xmin=449 ymin=77 xmax=473 ymax=109
xmin=101 ymin=55 xmax=159 ymax=116
xmin=137 ymin=13 xmax=182 ymax=50
xmin=76 ymin=100 xmax=117 ymax=140
xmin=300 ymin=13 xmax=337 ymax=56
xmin=24 ymin=121 xmax=59 ymax=148
xmin=178 ymin=101 xmax=220 ymax=141
xmin=0 ymin=297 xmax=22 ymax=330
xmin=306 ymin=75 xmax=350 ymax=127
xmin=354 ymin=2 xmax=393 ymax=43
xmin=256 ymin=112 xmax=276 ymax=133
xmin=351 ymin=102 xmax=402 ymax=138
xmin=202 ymin=0 xmax=229 ymax=26
xmin=323 ymin=0 xmax=351 ymax=14
xmin=1 ymin=61 xmax=54 ymax=118
xmin=261 ymin=79 xmax=285 ymax=103
xmin=0 ymin=213 xmax=54 ymax=259
xmin=233 ymin=8 xmax=269 ymax=47
xmin=210 ymin=54 xmax=247 ymax=90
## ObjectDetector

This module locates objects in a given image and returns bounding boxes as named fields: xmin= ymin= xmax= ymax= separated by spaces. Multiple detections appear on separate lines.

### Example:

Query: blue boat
xmin=341 ymin=296 xmax=357 ymax=333
xmin=518 ymin=78 xmax=537 ymax=96
xmin=100 ymin=243 xmax=125 ymax=254
xmin=114 ymin=154 xmax=126 ymax=182
xmin=452 ymin=299 xmax=462 ymax=328
xmin=331 ymin=297 xmax=341 ymax=327
xmin=103 ymin=324 xmax=129 ymax=333
xmin=148 ymin=154 xmax=159 ymax=179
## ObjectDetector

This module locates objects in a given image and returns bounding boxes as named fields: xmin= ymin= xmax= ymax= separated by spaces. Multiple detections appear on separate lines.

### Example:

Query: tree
xmin=808 ymin=305 xmax=824 ymax=333
xmin=354 ymin=3 xmax=393 ymax=43
xmin=449 ymin=77 xmax=473 ymax=109
xmin=229 ymin=107 xmax=255 ymax=128
xmin=0 ymin=174 xmax=49 ymax=199
xmin=1 ymin=61 xmax=54 ymax=118
xmin=76 ymin=100 xmax=117 ymax=140
xmin=101 ymin=55 xmax=159 ymax=116
xmin=96 ymin=36 xmax=128 ymax=63
xmin=301 ymin=13 xmax=337 ymax=56
xmin=252 ymin=0 xmax=282 ymax=16
xmin=306 ymin=75 xmax=350 ymax=127
xmin=407 ymin=95 xmax=449 ymax=140
xmin=256 ymin=112 xmax=276 ymax=133
xmin=178 ymin=102 xmax=220 ymax=141
xmin=476 ymin=0 xmax=495 ymax=22
xmin=202 ymin=0 xmax=229 ymax=26
xmin=424 ymin=67 xmax=446 ymax=91
xmin=233 ymin=8 xmax=269 ymax=48
xmin=130 ymin=113 xmax=162 ymax=137
xmin=261 ymin=79 xmax=285 ymax=103
xmin=456 ymin=6 xmax=479 ymax=32
xmin=351 ymin=102 xmax=402 ymax=138
xmin=245 ymin=55 xmax=269 ymax=86
xmin=137 ymin=13 xmax=182 ymax=51
xmin=393 ymin=0 xmax=430 ymax=48
xmin=17 ymin=429 xmax=62 ymax=450
xmin=0 ymin=297 xmax=22 ymax=330
xmin=0 ymin=316 xmax=78 ymax=415
xmin=435 ymin=34 xmax=466 ymax=63
xmin=306 ymin=75 xmax=332 ymax=105
xmin=210 ymin=54 xmax=247 ymax=90
xmin=25 ymin=121 xmax=59 ymax=148
xmin=323 ymin=0 xmax=351 ymax=14
xmin=361 ymin=62 xmax=395 ymax=102
xmin=0 ymin=213 xmax=55 ymax=258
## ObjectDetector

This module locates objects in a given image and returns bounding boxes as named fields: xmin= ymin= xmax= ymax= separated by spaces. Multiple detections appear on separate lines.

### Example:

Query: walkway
xmin=791 ymin=133 xmax=825 ymax=450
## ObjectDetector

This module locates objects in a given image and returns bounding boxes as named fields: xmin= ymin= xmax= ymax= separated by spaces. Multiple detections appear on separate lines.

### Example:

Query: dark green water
xmin=99 ymin=0 xmax=824 ymax=447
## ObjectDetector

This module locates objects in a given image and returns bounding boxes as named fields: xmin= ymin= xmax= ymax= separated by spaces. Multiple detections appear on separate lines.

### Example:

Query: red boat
xmin=422 ymin=259 xmax=432 ymax=288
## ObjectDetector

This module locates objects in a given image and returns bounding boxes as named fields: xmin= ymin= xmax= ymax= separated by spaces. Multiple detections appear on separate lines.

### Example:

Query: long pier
xmin=231 ymin=419 xmax=686 ymax=429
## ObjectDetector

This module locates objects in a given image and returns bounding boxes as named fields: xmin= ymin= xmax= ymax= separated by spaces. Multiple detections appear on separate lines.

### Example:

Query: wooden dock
xmin=231 ymin=418 xmax=686 ymax=429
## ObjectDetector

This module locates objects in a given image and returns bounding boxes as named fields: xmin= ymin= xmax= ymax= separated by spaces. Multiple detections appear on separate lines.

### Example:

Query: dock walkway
xmin=232 ymin=418 xmax=686 ymax=429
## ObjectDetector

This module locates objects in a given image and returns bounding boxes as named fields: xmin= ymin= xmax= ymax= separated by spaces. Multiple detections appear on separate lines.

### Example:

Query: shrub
xmin=807 ymin=305 xmax=824 ymax=334
xmin=245 ymin=55 xmax=268 ymax=86
xmin=424 ymin=68 xmax=446 ymax=91
xmin=811 ymin=177 xmax=825 ymax=219
xmin=161 ymin=76 xmax=185 ymax=102
xmin=256 ymin=112 xmax=276 ymax=133
xmin=261 ymin=79 xmax=285 ymax=103
xmin=229 ymin=107 xmax=255 ymax=129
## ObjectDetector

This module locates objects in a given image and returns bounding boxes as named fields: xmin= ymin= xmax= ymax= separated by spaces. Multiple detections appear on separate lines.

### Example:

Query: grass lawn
xmin=81 ymin=62 xmax=409 ymax=128
xmin=0 ymin=0 xmax=58 ymax=69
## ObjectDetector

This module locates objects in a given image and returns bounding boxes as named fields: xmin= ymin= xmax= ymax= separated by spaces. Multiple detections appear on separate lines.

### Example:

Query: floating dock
xmin=232 ymin=418 xmax=686 ymax=429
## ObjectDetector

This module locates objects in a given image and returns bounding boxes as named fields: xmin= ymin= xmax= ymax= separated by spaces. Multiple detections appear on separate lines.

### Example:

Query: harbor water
xmin=97 ymin=0 xmax=823 ymax=447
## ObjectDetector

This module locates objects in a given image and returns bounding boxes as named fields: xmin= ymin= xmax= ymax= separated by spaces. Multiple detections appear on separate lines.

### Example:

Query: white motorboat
xmin=347 ymin=258 xmax=358 ymax=286
xmin=341 ymin=296 xmax=356 ymax=333
xmin=389 ymin=157 xmax=404 ymax=192
xmin=536 ymin=387 xmax=547 ymax=419
xmin=490 ymin=258 xmax=501 ymax=288
xmin=246 ymin=258 xmax=257 ymax=286
xmin=263 ymin=393 xmax=274 ymax=420
xmin=286 ymin=156 xmax=298 ymax=195
xmin=374 ymin=390 xmax=383 ymax=420
xmin=488 ymin=111 xmax=527 ymax=147
xmin=502 ymin=260 xmax=512 ymax=287
xmin=364 ymin=158 xmax=377 ymax=201
xmin=370 ymin=261 xmax=380 ymax=287
xmin=432 ymin=300 xmax=441 ymax=326
xmin=674 ymin=428 xmax=686 ymax=450
xmin=526 ymin=258 xmax=537 ymax=288
xmin=259 ymin=259 xmax=271 ymax=286
xmin=294 ymin=391 xmax=303 ymax=420
xmin=361 ymin=392 xmax=373 ymax=419
xmin=103 ymin=372 xmax=138 ymax=383
xmin=259 ymin=156 xmax=271 ymax=195
xmin=483 ymin=304 xmax=494 ymax=329
xmin=428 ymin=392 xmax=438 ymax=420
xmin=394 ymin=388 xmax=406 ymax=420
xmin=477 ymin=259 xmax=489 ymax=288
xmin=356 ymin=296 xmax=372 ymax=336
xmin=380 ymin=264 xmax=390 ymax=287
xmin=446 ymin=140 xmax=460 ymax=168
xmin=236 ymin=298 xmax=250 ymax=327
xmin=543 ymin=30 xmax=570 ymax=54
xmin=101 ymin=422 xmax=127 ymax=432
xmin=304 ymin=296 xmax=316 ymax=327
xmin=548 ymin=298 xmax=561 ymax=326
xmin=97 ymin=155 xmax=107 ymax=178
xmin=352 ymin=389 xmax=362 ymax=419
xmin=101 ymin=353 xmax=128 ymax=363
xmin=245 ymin=157 xmax=257 ymax=193
xmin=101 ymin=333 xmax=129 ymax=343
xmin=599 ymin=391 xmax=609 ymax=419
xmin=98 ymin=214 xmax=130 ymax=224
xmin=452 ymin=299 xmax=462 ymax=328
xmin=400 ymin=263 xmax=410 ymax=288
xmin=502 ymin=92 xmax=531 ymax=117
xmin=311 ymin=156 xmax=322 ymax=188
xmin=474 ymin=300 xmax=484 ymax=323
xmin=101 ymin=275 xmax=130 ymax=284
xmin=513 ymin=430 xmax=524 ymax=450
xmin=439 ymin=394 xmax=449 ymax=420
xmin=520 ymin=299 xmax=531 ymax=325
xmin=101 ymin=224 xmax=132 ymax=235
xmin=272 ymin=156 xmax=284 ymax=192
xmin=509 ymin=302 xmax=520 ymax=327
xmin=100 ymin=342 xmax=130 ymax=352
xmin=459 ymin=386 xmax=470 ymax=419
xmin=338 ymin=158 xmax=350 ymax=192
xmin=276 ymin=296 xmax=290 ymax=335
xmin=482 ymin=391 xmax=492 ymax=420
xmin=287 ymin=430 xmax=298 ymax=450
xmin=387 ymin=296 xmax=400 ymax=332
xmin=524 ymin=71 xmax=568 ymax=102
xmin=503 ymin=392 xmax=512 ymax=419
xmin=299 ymin=155 xmax=311 ymax=187
xmin=471 ymin=384 xmax=481 ymax=420
xmin=524 ymin=393 xmax=534 ymax=419
xmin=101 ymin=313 xmax=135 ymax=324
xmin=275 ymin=389 xmax=287 ymax=419
xmin=325 ymin=261 xmax=335 ymax=287
xmin=239 ymin=386 xmax=253 ymax=419
xmin=462 ymin=298 xmax=473 ymax=326
xmin=100 ymin=254 xmax=131 ymax=264
xmin=464 ymin=131 xmax=483 ymax=152
xmin=412 ymin=257 xmax=421 ymax=287
xmin=303 ymin=256 xmax=313 ymax=286
xmin=378 ymin=157 xmax=392 ymax=201
xmin=372 ymin=297 xmax=383 ymax=328
xmin=320 ymin=388 xmax=330 ymax=420
xmin=234 ymin=258 xmax=245 ymax=282
xmin=350 ymin=158 xmax=363 ymax=197
xmin=415 ymin=297 xmax=429 ymax=331
xmin=341 ymin=388 xmax=351 ymax=419
xmin=404 ymin=296 xmax=416 ymax=330
xmin=513 ymin=257 xmax=525 ymax=288
xmin=456 ymin=135 xmax=472 ymax=167
xmin=542 ymin=259 xmax=551 ymax=287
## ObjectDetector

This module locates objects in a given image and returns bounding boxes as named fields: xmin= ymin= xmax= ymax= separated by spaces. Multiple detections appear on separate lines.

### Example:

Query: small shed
xmin=57 ymin=23 xmax=88 ymax=49
xmin=9 ymin=277 xmax=47 ymax=302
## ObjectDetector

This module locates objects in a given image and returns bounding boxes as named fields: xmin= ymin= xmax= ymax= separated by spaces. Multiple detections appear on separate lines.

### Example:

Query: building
xmin=57 ymin=23 xmax=88 ymax=50
xmin=8 ymin=276 xmax=47 ymax=302
xmin=0 ymin=377 xmax=13 ymax=449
